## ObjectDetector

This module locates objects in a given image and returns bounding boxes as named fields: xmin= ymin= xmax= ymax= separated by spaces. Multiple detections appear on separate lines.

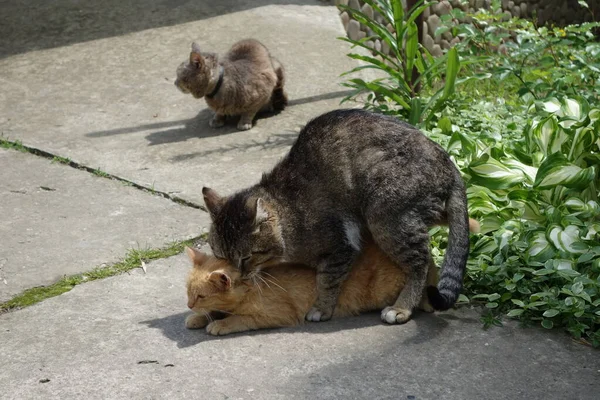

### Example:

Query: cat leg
xmin=368 ymin=209 xmax=431 ymax=324
xmin=237 ymin=111 xmax=257 ymax=131
xmin=418 ymin=258 xmax=439 ymax=313
xmin=209 ymin=113 xmax=226 ymax=128
xmin=307 ymin=233 xmax=360 ymax=322
xmin=206 ymin=315 xmax=260 ymax=336
xmin=185 ymin=313 xmax=209 ymax=329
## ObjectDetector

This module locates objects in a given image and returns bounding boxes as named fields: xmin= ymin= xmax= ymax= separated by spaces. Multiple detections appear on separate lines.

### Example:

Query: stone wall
xmin=334 ymin=0 xmax=599 ymax=57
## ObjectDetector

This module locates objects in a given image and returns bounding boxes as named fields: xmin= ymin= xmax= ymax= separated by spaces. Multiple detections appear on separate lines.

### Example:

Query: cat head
xmin=185 ymin=246 xmax=243 ymax=313
xmin=202 ymin=187 xmax=285 ymax=276
xmin=174 ymin=42 xmax=214 ymax=99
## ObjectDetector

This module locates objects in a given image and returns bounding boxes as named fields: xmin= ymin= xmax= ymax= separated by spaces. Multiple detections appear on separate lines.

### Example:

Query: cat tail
xmin=427 ymin=170 xmax=470 ymax=311
xmin=270 ymin=57 xmax=288 ymax=111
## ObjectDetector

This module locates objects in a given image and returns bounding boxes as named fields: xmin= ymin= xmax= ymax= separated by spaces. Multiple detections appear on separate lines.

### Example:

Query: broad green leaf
xmin=469 ymin=154 xmax=527 ymax=190
xmin=527 ymin=231 xmax=555 ymax=263
xmin=543 ymin=309 xmax=560 ymax=318
xmin=534 ymin=152 xmax=596 ymax=190
xmin=548 ymin=225 xmax=587 ymax=254
xmin=541 ymin=319 xmax=554 ymax=329
xmin=511 ymin=299 xmax=526 ymax=307
xmin=530 ymin=117 xmax=567 ymax=156
xmin=507 ymin=309 xmax=524 ymax=317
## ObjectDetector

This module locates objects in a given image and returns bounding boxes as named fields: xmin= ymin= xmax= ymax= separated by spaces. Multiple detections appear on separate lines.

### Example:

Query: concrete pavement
xmin=0 ymin=1 xmax=597 ymax=399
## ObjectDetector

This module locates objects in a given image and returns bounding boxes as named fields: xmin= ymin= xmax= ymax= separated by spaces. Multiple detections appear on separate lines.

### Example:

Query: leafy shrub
xmin=428 ymin=5 xmax=600 ymax=346
xmin=338 ymin=0 xmax=461 ymax=125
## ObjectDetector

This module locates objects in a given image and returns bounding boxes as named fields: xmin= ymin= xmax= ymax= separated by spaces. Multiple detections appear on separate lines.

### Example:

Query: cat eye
xmin=239 ymin=256 xmax=251 ymax=269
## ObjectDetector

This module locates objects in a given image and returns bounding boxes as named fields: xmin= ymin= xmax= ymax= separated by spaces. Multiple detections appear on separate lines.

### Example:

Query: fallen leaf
xmin=141 ymin=261 xmax=147 ymax=274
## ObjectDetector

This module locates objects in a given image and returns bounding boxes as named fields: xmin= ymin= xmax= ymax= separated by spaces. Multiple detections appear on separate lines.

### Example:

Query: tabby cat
xmin=185 ymin=220 xmax=478 ymax=335
xmin=175 ymin=39 xmax=287 ymax=131
xmin=203 ymin=109 xmax=471 ymax=325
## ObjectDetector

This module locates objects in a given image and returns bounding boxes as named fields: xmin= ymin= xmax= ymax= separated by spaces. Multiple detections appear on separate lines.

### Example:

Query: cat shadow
xmin=84 ymin=90 xmax=355 ymax=146
xmin=140 ymin=310 xmax=458 ymax=349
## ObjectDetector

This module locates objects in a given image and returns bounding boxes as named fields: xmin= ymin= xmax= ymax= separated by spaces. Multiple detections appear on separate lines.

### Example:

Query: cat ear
xmin=189 ymin=50 xmax=203 ymax=69
xmin=209 ymin=270 xmax=231 ymax=291
xmin=185 ymin=246 xmax=208 ymax=266
xmin=254 ymin=198 xmax=269 ymax=225
xmin=202 ymin=187 xmax=224 ymax=219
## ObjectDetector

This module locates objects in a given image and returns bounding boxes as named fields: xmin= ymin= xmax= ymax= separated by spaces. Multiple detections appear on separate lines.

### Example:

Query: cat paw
xmin=206 ymin=320 xmax=234 ymax=336
xmin=209 ymin=118 xmax=225 ymax=128
xmin=185 ymin=313 xmax=208 ymax=329
xmin=305 ymin=307 xmax=333 ymax=322
xmin=381 ymin=306 xmax=413 ymax=324
xmin=236 ymin=122 xmax=253 ymax=131
xmin=418 ymin=300 xmax=435 ymax=313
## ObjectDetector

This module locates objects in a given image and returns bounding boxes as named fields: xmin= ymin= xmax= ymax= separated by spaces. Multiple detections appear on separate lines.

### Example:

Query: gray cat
xmin=202 ymin=109 xmax=470 ymax=324
xmin=175 ymin=39 xmax=287 ymax=131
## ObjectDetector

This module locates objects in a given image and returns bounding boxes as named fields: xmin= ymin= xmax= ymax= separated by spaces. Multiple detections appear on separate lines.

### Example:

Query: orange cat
xmin=185 ymin=217 xmax=481 ymax=335
xmin=184 ymin=238 xmax=436 ymax=336
xmin=185 ymin=219 xmax=479 ymax=335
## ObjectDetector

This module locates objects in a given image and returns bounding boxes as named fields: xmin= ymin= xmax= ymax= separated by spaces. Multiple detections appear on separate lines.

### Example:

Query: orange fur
xmin=185 ymin=218 xmax=479 ymax=336
xmin=185 ymin=240 xmax=422 ymax=336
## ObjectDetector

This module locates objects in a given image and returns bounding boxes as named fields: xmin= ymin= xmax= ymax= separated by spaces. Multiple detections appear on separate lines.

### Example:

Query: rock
xmin=340 ymin=11 xmax=350 ymax=30
xmin=422 ymin=21 xmax=428 ymax=41
xmin=501 ymin=10 xmax=512 ymax=21
xmin=441 ymin=39 xmax=451 ymax=49
xmin=427 ymin=14 xmax=442 ymax=38
xmin=365 ymin=40 xmax=374 ymax=49
xmin=358 ymin=30 xmax=367 ymax=40
xmin=382 ymin=39 xmax=390 ymax=55
xmin=512 ymin=5 xmax=521 ymax=17
xmin=433 ymin=0 xmax=453 ymax=15
xmin=501 ymin=0 xmax=510 ymax=9
xmin=423 ymin=5 xmax=431 ymax=19
xmin=349 ymin=0 xmax=360 ymax=11
xmin=442 ymin=30 xmax=453 ymax=41
xmin=374 ymin=39 xmax=382 ymax=53
xmin=361 ymin=3 xmax=374 ymax=20
xmin=475 ymin=0 xmax=485 ymax=9
xmin=450 ymin=37 xmax=461 ymax=46
xmin=347 ymin=19 xmax=361 ymax=41
xmin=431 ymin=44 xmax=443 ymax=57
xmin=508 ymin=1 xmax=514 ymax=9
xmin=520 ymin=2 xmax=527 ymax=16
xmin=386 ymin=23 xmax=395 ymax=33
xmin=336 ymin=0 xmax=349 ymax=6
xmin=423 ymin=34 xmax=435 ymax=53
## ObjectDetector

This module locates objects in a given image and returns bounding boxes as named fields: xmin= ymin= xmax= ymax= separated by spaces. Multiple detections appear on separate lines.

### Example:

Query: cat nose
xmin=187 ymin=300 xmax=195 ymax=309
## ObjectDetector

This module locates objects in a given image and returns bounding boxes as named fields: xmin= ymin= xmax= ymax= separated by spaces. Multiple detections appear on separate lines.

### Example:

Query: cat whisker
xmin=256 ymin=274 xmax=273 ymax=291
xmin=263 ymin=277 xmax=287 ymax=293
xmin=260 ymin=271 xmax=287 ymax=292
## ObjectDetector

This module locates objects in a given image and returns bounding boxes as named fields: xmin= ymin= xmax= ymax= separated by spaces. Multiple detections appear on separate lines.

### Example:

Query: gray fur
xmin=203 ymin=109 xmax=470 ymax=321
xmin=175 ymin=39 xmax=287 ymax=131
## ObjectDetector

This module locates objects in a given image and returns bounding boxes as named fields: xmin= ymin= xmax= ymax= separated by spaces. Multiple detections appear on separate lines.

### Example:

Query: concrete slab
xmin=0 ymin=0 xmax=370 ymax=203
xmin=0 ymin=148 xmax=207 ymax=302
xmin=1 ymin=252 xmax=598 ymax=400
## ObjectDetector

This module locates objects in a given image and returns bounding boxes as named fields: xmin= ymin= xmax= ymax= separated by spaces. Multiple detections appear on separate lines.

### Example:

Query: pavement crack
xmin=0 ymin=137 xmax=206 ymax=211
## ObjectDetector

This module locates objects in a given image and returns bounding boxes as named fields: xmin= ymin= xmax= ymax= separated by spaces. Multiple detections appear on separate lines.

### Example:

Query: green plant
xmin=427 ymin=89 xmax=599 ymax=345
xmin=338 ymin=0 xmax=461 ymax=125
